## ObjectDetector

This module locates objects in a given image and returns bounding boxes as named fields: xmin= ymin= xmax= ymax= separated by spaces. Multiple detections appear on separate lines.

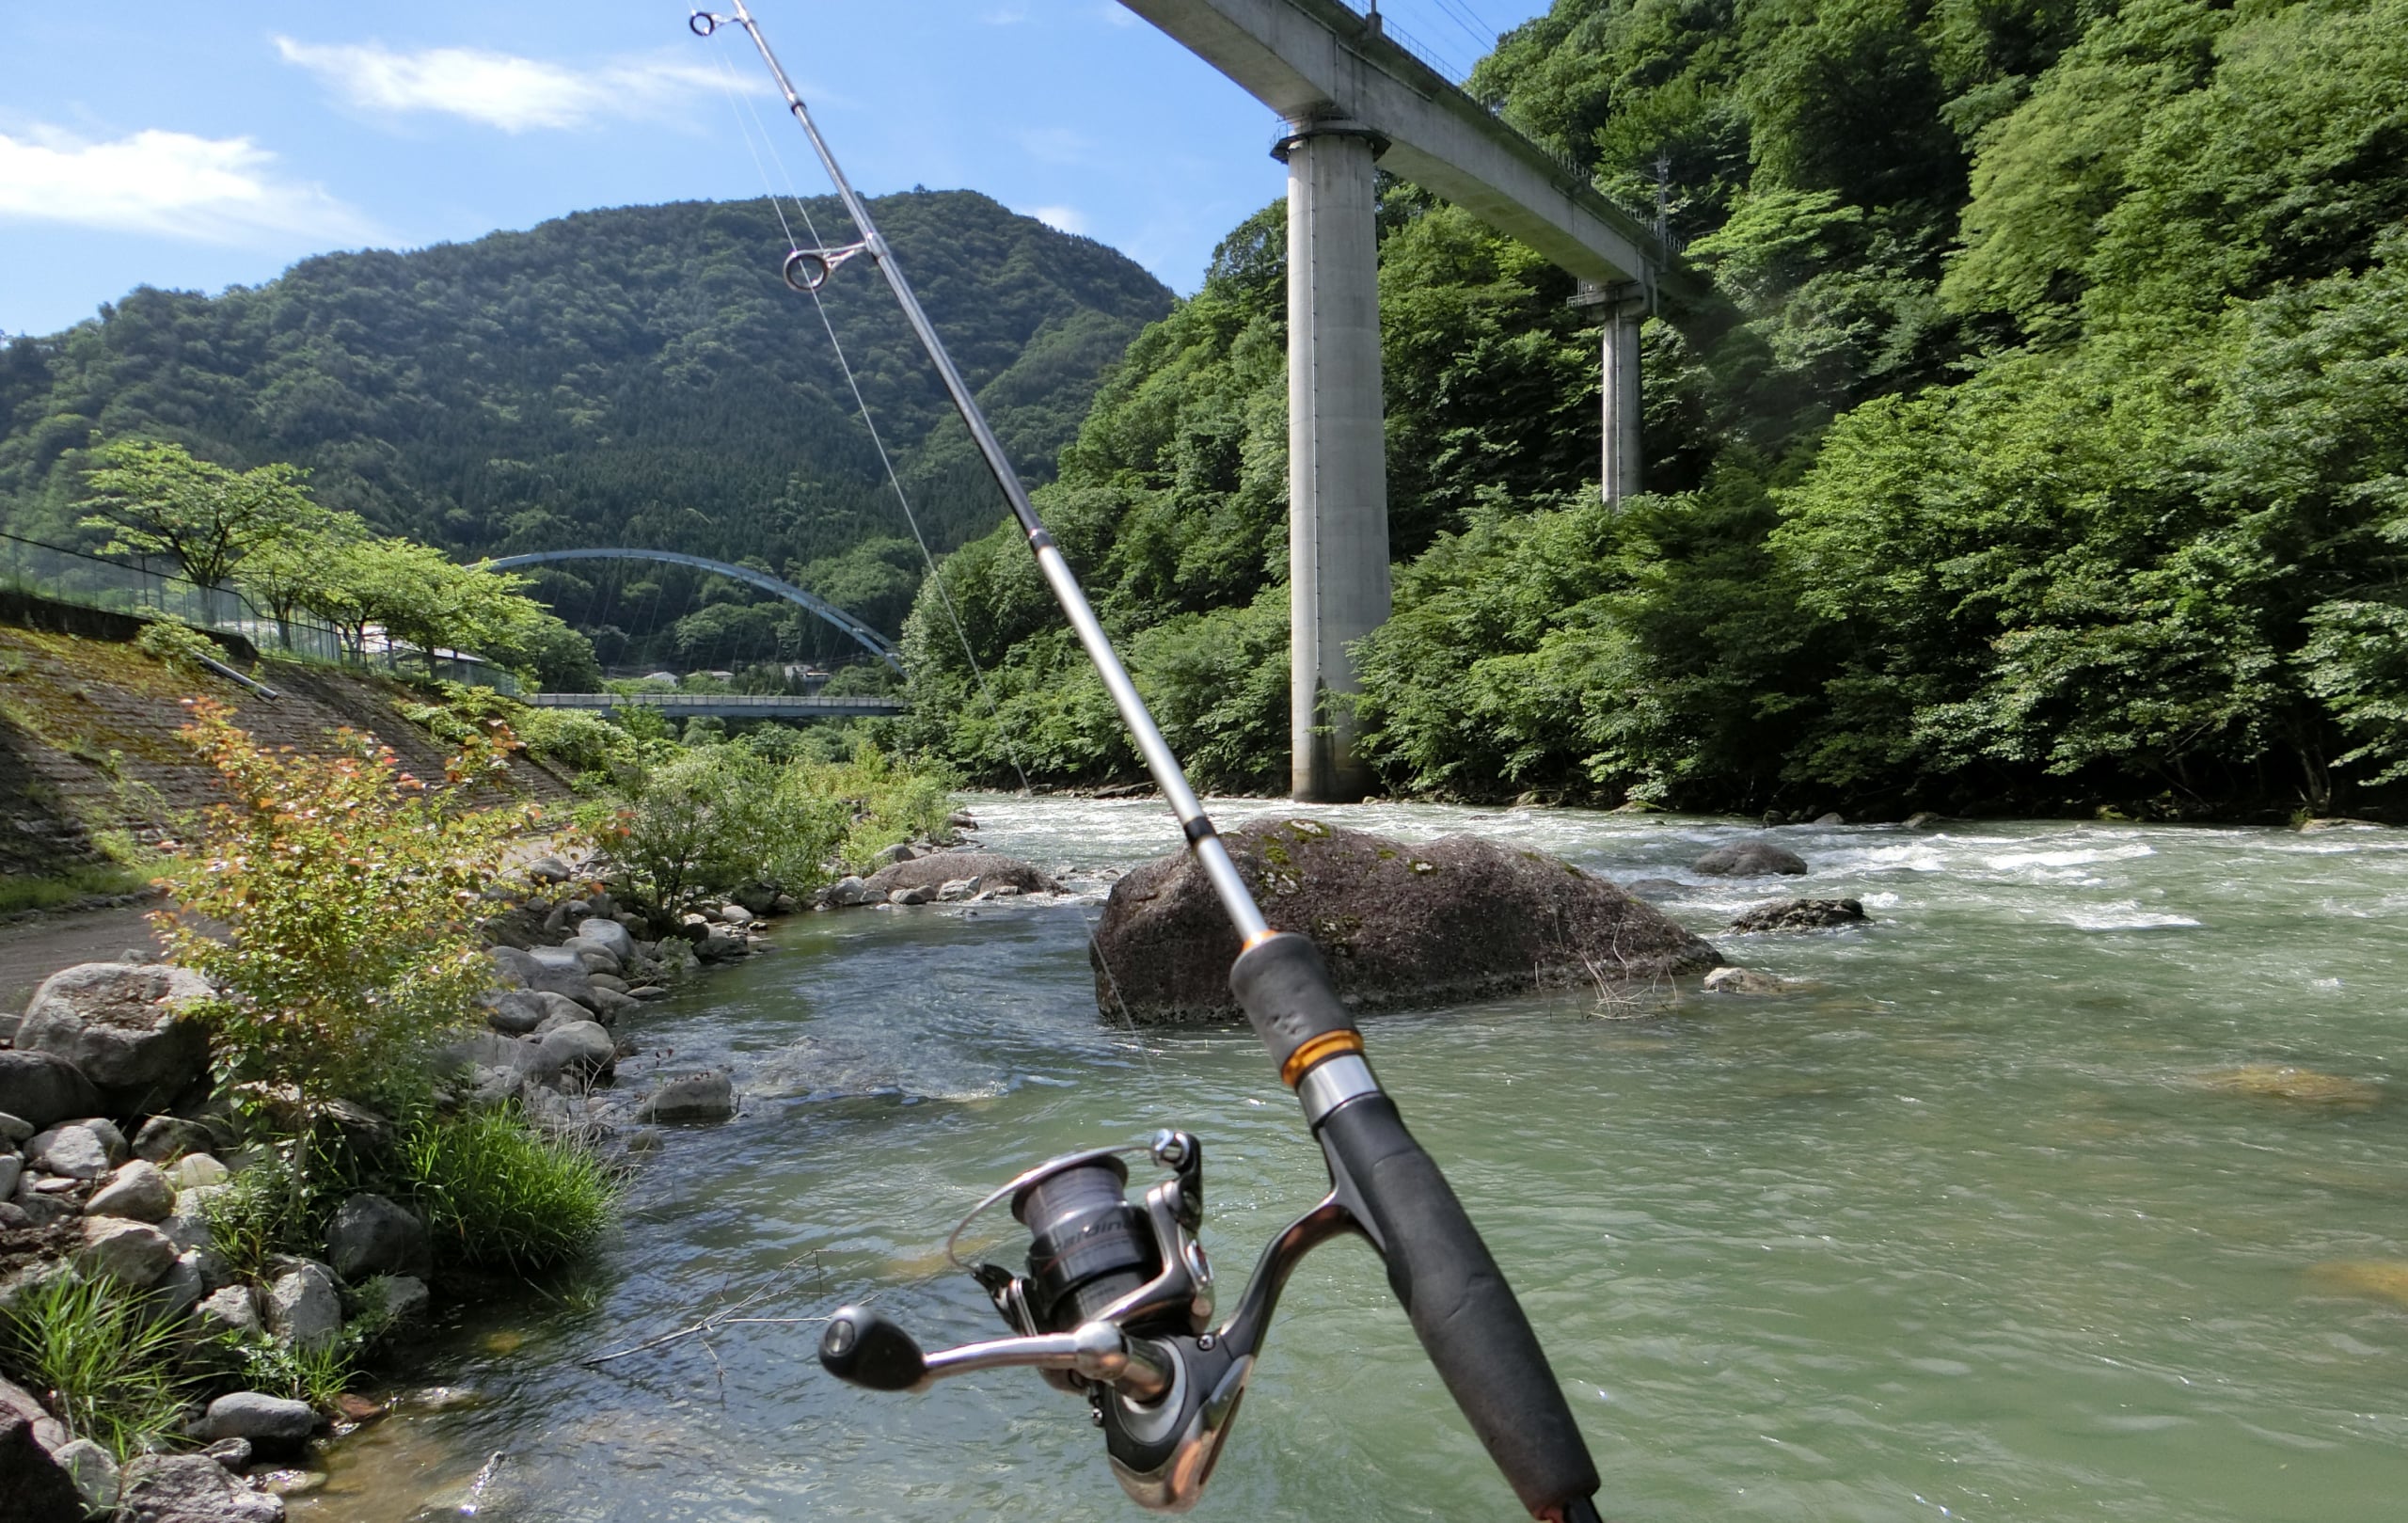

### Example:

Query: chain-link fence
xmin=0 ymin=530 xmax=518 ymax=695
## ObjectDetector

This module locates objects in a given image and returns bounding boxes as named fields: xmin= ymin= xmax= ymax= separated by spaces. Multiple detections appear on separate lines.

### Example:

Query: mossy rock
xmin=1089 ymin=820 xmax=1720 ymax=1023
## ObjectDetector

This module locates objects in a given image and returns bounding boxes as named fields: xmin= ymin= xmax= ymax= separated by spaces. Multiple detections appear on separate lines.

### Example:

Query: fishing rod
xmin=690 ymin=7 xmax=1606 ymax=1516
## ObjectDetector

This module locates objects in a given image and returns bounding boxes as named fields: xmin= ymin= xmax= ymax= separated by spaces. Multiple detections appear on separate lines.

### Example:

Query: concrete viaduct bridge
xmin=1122 ymin=0 xmax=1693 ymax=801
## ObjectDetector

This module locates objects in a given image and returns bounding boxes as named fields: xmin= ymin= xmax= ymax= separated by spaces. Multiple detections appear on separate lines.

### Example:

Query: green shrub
xmin=134 ymin=617 xmax=228 ymax=674
xmin=402 ymin=1111 xmax=618 ymax=1273
xmin=215 ymin=1325 xmax=367 ymax=1410
xmin=156 ymin=700 xmax=536 ymax=1115
xmin=0 ymin=1274 xmax=189 ymax=1461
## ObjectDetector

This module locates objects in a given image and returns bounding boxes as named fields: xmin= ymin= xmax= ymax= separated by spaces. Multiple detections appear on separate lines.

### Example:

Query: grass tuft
xmin=403 ymin=1111 xmax=619 ymax=1273
xmin=0 ymin=862 xmax=152 ymax=915
xmin=0 ymin=1273 xmax=191 ymax=1461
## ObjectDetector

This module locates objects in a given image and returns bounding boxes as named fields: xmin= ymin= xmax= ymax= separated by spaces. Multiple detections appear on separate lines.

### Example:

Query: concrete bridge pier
xmin=1277 ymin=119 xmax=1390 ymax=803
xmin=1580 ymin=279 xmax=1649 ymax=506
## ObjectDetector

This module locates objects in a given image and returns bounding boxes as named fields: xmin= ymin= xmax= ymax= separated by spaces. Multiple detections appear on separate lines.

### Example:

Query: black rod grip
xmin=1317 ymin=1094 xmax=1602 ymax=1520
xmin=1229 ymin=931 xmax=1359 ymax=1077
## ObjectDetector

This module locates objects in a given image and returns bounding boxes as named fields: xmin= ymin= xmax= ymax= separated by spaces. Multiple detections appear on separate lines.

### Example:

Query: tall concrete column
xmin=1277 ymin=120 xmax=1390 ymax=803
xmin=1601 ymin=282 xmax=1646 ymax=506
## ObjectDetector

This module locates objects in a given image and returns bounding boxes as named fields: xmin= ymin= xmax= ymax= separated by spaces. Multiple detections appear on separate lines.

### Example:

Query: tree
xmin=79 ymin=440 xmax=319 ymax=591
xmin=238 ymin=507 xmax=368 ymax=649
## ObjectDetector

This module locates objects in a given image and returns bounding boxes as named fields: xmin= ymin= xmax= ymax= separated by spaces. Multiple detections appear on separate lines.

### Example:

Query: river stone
xmin=327 ymin=1195 xmax=430 ymax=1280
xmin=199 ymin=1393 xmax=315 ymax=1447
xmin=584 ymin=985 xmax=641 ymax=1023
xmin=30 ymin=1123 xmax=114 ymax=1180
xmin=486 ymin=947 xmax=600 ymax=1008
xmin=131 ymin=1116 xmax=214 ymax=1164
xmin=1692 ymin=839 xmax=1809 ymax=877
xmin=525 ymin=855 xmax=572 ymax=883
xmin=695 ymin=930 xmax=748 ymax=960
xmin=535 ymin=1022 xmax=614 ymax=1083
xmin=1903 ymin=811 xmax=1946 ymax=829
xmin=0 ymin=1409 xmax=84 ymax=1523
xmin=883 ymin=887 xmax=932 ymax=908
xmin=357 ymin=1274 xmax=431 ymax=1326
xmin=80 ymin=1217 xmax=176 ymax=1287
xmin=265 ymin=1262 xmax=342 ymax=1351
xmin=118 ymin=1454 xmax=287 ymax=1523
xmin=169 ymin=1153 xmax=230 ymax=1193
xmin=153 ymin=1252 xmax=209 ymax=1322
xmin=1730 ymin=898 xmax=1868 ymax=933
xmin=864 ymin=851 xmax=1059 ymax=897
xmin=822 ymin=876 xmax=872 ymax=908
xmin=0 ymin=1156 xmax=16 ymax=1200
xmin=569 ymin=921 xmax=636 ymax=972
xmin=937 ymin=877 xmax=983 ymax=902
xmin=198 ymin=1286 xmax=261 ymax=1339
xmin=484 ymin=991 xmax=546 ymax=1036
xmin=1089 ymin=819 xmax=1722 ymax=1023
xmin=0 ymin=1113 xmax=30 ymax=1146
xmin=0 ymin=1055 xmax=102 ymax=1133
xmin=87 ymin=1161 xmax=175 ymax=1222
xmin=18 ymin=964 xmax=212 ymax=1113
xmin=638 ymin=1071 xmax=735 ymax=1123
xmin=1702 ymin=966 xmax=1804 ymax=996
xmin=51 ymin=1438 xmax=119 ymax=1513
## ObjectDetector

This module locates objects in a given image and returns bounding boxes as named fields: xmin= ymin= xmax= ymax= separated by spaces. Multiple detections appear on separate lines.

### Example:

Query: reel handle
xmin=819 ymin=1309 xmax=927 ymax=1391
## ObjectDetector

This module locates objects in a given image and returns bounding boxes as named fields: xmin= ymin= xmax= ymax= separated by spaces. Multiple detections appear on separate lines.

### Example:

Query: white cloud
xmin=1026 ymin=204 xmax=1091 ymax=236
xmin=275 ymin=36 xmax=755 ymax=133
xmin=0 ymin=125 xmax=380 ymax=245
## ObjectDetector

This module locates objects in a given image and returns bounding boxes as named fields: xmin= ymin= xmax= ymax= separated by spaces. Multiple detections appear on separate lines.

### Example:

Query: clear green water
xmin=293 ymin=803 xmax=2408 ymax=1522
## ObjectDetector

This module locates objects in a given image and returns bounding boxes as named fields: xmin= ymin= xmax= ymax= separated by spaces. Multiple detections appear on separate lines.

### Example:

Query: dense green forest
xmin=0 ymin=191 xmax=1169 ymax=669
xmin=900 ymin=0 xmax=2408 ymax=818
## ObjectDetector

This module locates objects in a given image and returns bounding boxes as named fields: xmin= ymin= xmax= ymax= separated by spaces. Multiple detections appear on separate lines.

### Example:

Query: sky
xmin=0 ymin=0 xmax=1548 ymax=338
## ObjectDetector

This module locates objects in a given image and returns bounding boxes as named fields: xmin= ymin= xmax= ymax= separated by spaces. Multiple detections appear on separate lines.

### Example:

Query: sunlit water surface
xmin=292 ymin=801 xmax=2408 ymax=1523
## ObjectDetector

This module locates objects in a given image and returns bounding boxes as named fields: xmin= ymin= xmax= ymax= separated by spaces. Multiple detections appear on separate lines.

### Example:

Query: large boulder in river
xmin=17 ymin=965 xmax=212 ymax=1113
xmin=1089 ymin=819 xmax=1720 ymax=1023
xmin=863 ymin=851 xmax=1058 ymax=897
xmin=1691 ymin=839 xmax=1809 ymax=877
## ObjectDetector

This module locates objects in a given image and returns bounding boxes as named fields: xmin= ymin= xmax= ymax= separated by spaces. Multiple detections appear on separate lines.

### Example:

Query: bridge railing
xmin=1333 ymin=3 xmax=1689 ymax=262
xmin=0 ymin=529 xmax=519 ymax=695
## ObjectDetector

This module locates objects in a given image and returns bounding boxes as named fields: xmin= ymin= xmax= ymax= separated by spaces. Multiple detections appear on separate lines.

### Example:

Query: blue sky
xmin=0 ymin=0 xmax=1545 ymax=337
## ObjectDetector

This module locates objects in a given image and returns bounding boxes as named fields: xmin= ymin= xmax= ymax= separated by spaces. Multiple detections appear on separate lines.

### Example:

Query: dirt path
xmin=0 ymin=901 xmax=166 ymax=1009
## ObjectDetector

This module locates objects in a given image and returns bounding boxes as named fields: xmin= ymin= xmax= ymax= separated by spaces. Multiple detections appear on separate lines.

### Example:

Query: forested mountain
xmin=901 ymin=0 xmax=2408 ymax=818
xmin=0 ymin=192 xmax=1171 ymax=663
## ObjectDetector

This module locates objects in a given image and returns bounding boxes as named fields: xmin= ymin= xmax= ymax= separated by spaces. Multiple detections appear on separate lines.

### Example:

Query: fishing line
xmin=705 ymin=47 xmax=1170 ymax=1094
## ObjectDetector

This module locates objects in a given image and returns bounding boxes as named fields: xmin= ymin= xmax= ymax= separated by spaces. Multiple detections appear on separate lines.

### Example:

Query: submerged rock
xmin=2197 ymin=1065 xmax=2382 ymax=1107
xmin=2307 ymin=1259 xmax=2408 ymax=1307
xmin=1088 ymin=819 xmax=1720 ymax=1023
xmin=1692 ymin=839 xmax=1809 ymax=878
xmin=1702 ymin=966 xmax=1807 ymax=996
xmin=1730 ymin=898 xmax=1868 ymax=933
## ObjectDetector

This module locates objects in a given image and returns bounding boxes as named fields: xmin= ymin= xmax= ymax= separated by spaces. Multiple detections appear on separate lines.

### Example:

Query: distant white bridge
xmin=527 ymin=692 xmax=904 ymax=718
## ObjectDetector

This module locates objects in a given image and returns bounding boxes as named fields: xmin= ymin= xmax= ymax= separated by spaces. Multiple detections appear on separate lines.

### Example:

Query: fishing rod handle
xmin=1231 ymin=935 xmax=1603 ymax=1520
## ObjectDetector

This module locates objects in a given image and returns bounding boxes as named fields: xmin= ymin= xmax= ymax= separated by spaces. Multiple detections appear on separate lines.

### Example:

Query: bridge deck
xmin=529 ymin=693 xmax=904 ymax=718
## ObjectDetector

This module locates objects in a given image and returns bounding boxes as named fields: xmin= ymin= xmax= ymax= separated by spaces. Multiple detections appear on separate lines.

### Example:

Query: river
xmin=291 ymin=799 xmax=2408 ymax=1522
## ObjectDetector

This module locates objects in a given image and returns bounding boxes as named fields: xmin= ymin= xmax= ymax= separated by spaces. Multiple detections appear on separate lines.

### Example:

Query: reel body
xmin=819 ymin=1130 xmax=1359 ymax=1512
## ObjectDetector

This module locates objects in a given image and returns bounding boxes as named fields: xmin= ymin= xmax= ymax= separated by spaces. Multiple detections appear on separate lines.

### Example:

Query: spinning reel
xmin=820 ymin=1128 xmax=1359 ymax=1512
